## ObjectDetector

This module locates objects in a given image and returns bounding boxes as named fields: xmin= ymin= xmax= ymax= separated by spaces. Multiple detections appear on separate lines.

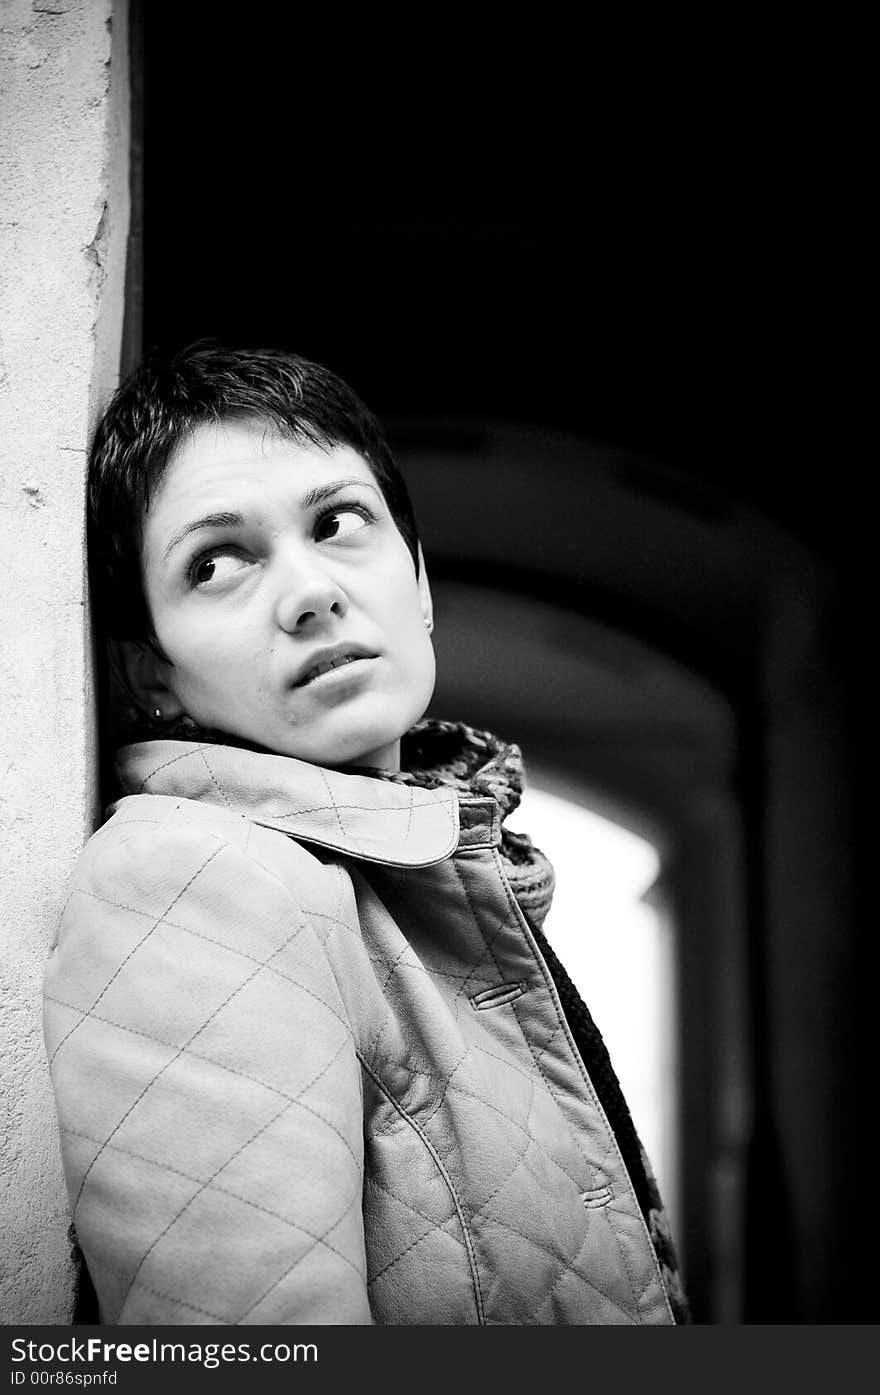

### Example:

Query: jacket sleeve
xmin=43 ymin=817 xmax=371 ymax=1325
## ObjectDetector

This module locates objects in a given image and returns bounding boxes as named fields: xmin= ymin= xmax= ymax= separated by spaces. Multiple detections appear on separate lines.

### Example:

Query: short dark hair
xmin=88 ymin=341 xmax=420 ymax=644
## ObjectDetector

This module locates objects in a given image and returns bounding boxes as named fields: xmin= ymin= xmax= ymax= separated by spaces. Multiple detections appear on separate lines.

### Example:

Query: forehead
xmin=151 ymin=418 xmax=377 ymax=517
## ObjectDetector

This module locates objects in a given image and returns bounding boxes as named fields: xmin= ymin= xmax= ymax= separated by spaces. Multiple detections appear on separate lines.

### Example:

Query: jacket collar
xmin=114 ymin=738 xmax=461 ymax=867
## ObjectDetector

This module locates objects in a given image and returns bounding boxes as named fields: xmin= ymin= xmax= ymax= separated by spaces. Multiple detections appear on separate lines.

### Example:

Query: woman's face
xmin=134 ymin=417 xmax=435 ymax=771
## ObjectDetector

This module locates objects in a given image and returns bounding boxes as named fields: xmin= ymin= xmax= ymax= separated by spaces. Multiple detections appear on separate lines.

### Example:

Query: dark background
xmin=138 ymin=7 xmax=868 ymax=1324
xmin=140 ymin=14 xmax=850 ymax=566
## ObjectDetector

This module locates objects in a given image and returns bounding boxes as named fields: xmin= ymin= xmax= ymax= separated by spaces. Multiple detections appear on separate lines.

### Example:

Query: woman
xmin=43 ymin=343 xmax=688 ymax=1325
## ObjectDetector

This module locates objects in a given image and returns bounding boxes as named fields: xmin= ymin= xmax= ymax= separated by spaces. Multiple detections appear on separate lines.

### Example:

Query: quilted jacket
xmin=43 ymin=732 xmax=677 ymax=1326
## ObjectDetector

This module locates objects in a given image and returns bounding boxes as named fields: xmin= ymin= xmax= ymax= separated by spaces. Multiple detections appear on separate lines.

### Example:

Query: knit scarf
xmin=389 ymin=718 xmax=558 ymax=931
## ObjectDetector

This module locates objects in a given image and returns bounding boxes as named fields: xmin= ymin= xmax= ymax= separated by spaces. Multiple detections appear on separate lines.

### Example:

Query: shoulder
xmin=77 ymin=792 xmax=331 ymax=888
xmin=46 ymin=795 xmax=360 ymax=1054
xmin=58 ymin=793 xmax=346 ymax=962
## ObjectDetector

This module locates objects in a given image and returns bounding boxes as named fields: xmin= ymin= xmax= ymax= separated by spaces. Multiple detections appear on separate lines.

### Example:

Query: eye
xmin=314 ymin=507 xmax=371 ymax=542
xmin=190 ymin=552 xmax=250 ymax=588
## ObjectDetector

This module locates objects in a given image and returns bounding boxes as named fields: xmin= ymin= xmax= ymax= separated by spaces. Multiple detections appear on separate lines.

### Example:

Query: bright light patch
xmin=507 ymin=784 xmax=679 ymax=1231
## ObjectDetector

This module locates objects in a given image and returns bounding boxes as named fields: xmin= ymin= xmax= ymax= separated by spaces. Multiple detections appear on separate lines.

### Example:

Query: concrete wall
xmin=0 ymin=0 xmax=129 ymax=1322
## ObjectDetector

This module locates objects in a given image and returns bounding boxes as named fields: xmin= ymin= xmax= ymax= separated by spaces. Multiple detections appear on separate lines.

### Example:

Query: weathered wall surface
xmin=0 ymin=0 xmax=129 ymax=1322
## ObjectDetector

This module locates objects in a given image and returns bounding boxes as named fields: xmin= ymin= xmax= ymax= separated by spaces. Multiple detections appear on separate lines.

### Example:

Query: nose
xmin=274 ymin=555 xmax=349 ymax=634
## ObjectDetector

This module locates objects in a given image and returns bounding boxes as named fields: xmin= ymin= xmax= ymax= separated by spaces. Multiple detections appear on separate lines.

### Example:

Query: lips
xmin=293 ymin=642 xmax=375 ymax=688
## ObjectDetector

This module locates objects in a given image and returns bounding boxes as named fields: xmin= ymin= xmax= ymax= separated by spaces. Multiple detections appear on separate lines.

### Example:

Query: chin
xmin=260 ymin=680 xmax=433 ymax=769
xmin=311 ymin=692 xmax=428 ymax=771
xmin=321 ymin=730 xmax=401 ymax=772
xmin=268 ymin=719 xmax=393 ymax=771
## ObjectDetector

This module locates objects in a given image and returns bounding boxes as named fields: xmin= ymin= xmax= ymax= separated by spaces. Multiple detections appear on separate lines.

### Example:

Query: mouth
xmin=293 ymin=643 xmax=376 ymax=689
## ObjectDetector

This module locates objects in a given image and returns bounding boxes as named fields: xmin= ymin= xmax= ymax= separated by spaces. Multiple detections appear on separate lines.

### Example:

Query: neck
xmin=339 ymin=737 xmax=402 ymax=774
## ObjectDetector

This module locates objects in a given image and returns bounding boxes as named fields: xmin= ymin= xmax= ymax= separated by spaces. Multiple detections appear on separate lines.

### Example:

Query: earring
xmin=424 ymin=617 xmax=433 ymax=632
xmin=152 ymin=707 xmax=162 ymax=721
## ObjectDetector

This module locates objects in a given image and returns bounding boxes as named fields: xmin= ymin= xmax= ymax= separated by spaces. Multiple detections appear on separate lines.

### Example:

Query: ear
xmin=417 ymin=545 xmax=434 ymax=634
xmin=115 ymin=640 xmax=187 ymax=721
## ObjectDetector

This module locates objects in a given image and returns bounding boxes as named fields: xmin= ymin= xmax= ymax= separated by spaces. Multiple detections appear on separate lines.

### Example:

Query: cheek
xmin=419 ymin=642 xmax=436 ymax=696
xmin=405 ymin=627 xmax=436 ymax=700
xmin=165 ymin=622 xmax=251 ymax=695
xmin=384 ymin=564 xmax=425 ymax=625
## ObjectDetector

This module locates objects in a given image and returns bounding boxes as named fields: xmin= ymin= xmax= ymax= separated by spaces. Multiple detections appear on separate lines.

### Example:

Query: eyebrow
xmin=161 ymin=511 xmax=244 ymax=567
xmin=160 ymin=478 xmax=384 ymax=566
xmin=301 ymin=477 xmax=383 ymax=510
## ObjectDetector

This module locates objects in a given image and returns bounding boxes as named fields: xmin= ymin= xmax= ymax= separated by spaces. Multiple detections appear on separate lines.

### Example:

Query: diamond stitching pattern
xmin=358 ymin=1052 xmax=486 ymax=1324
xmin=119 ymin=743 xmax=459 ymax=858
xmin=45 ymin=749 xmax=674 ymax=1326
xmin=363 ymin=1171 xmax=463 ymax=1258
xmin=198 ymin=747 xmax=234 ymax=809
xmin=57 ymin=888 xmax=353 ymax=1035
xmin=49 ymin=843 xmax=226 ymax=1069
xmin=460 ymin=848 xmax=647 ymax=1316
xmin=234 ymin=1186 xmax=364 ymax=1324
xmin=355 ymin=855 xmax=666 ymax=1322
xmin=116 ymin=1033 xmax=354 ymax=1315
xmin=47 ymin=830 xmax=372 ymax=1324
xmin=69 ymin=893 xmax=313 ymax=1218
xmin=62 ymin=1124 xmax=365 ymax=1278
